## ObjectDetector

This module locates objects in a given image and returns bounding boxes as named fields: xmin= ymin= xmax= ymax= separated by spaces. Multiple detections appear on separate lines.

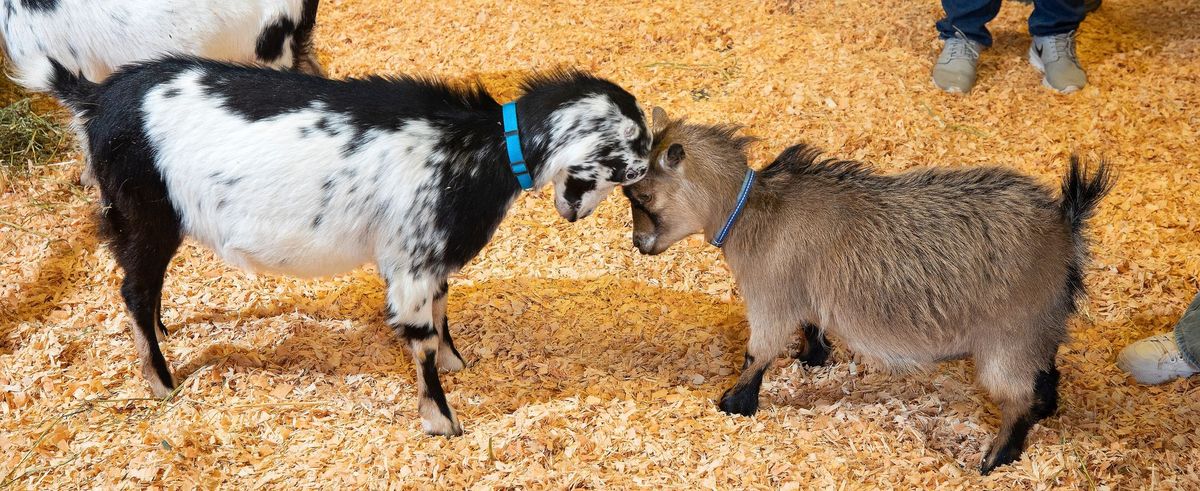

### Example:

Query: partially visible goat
xmin=3 ymin=0 xmax=324 ymax=185
xmin=3 ymin=0 xmax=324 ymax=90
xmin=624 ymin=108 xmax=1114 ymax=474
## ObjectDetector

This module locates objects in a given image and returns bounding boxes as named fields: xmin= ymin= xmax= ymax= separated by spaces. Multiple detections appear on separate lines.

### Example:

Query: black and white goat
xmin=3 ymin=0 xmax=324 ymax=88
xmin=47 ymin=57 xmax=651 ymax=435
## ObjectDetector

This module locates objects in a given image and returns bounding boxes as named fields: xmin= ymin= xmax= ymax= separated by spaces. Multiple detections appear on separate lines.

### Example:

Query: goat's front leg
xmin=386 ymin=276 xmax=462 ymax=436
xmin=718 ymin=308 xmax=794 ymax=416
xmin=433 ymin=280 xmax=466 ymax=372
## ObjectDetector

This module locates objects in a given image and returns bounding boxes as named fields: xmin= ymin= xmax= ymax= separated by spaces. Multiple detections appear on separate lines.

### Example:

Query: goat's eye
xmin=624 ymin=167 xmax=645 ymax=182
xmin=637 ymin=193 xmax=653 ymax=205
xmin=623 ymin=124 xmax=637 ymax=140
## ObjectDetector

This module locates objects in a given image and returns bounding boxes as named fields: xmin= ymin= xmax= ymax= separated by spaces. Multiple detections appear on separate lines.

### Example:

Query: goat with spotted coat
xmin=3 ymin=0 xmax=324 ymax=88
xmin=48 ymin=57 xmax=652 ymax=435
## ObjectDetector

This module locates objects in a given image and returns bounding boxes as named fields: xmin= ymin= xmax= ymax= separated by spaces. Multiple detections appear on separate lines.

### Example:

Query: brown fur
xmin=625 ymin=109 xmax=1115 ymax=474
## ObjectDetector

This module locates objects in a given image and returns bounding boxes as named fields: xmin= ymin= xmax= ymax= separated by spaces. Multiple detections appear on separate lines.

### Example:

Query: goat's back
xmin=748 ymin=164 xmax=1076 ymax=365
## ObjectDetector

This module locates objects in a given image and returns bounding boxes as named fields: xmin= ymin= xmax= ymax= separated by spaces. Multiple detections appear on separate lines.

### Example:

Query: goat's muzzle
xmin=634 ymin=233 xmax=661 ymax=255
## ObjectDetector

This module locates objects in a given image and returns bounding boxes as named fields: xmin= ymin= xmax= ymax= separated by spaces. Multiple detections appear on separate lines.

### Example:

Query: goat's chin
xmin=635 ymin=242 xmax=670 ymax=256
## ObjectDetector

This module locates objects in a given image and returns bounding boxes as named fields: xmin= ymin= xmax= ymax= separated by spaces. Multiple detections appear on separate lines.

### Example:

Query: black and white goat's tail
xmin=1059 ymin=154 xmax=1116 ymax=312
xmin=27 ymin=58 xmax=100 ymax=117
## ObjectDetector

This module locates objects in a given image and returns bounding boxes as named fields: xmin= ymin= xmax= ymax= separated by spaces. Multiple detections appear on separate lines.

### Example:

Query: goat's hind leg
xmin=386 ymin=275 xmax=462 ymax=435
xmin=433 ymin=280 xmax=466 ymax=372
xmin=976 ymin=349 xmax=1060 ymax=474
xmin=792 ymin=323 xmax=831 ymax=367
xmin=102 ymin=205 xmax=182 ymax=398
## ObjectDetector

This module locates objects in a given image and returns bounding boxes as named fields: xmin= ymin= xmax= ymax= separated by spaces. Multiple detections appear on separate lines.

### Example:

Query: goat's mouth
xmin=633 ymin=234 xmax=663 ymax=255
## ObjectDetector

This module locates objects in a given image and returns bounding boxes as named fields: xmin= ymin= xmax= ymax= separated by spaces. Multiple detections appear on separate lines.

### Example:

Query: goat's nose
xmin=634 ymin=234 xmax=656 ymax=254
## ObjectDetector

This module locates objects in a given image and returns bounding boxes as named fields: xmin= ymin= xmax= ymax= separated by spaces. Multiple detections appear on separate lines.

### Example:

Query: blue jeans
xmin=1175 ymin=292 xmax=1200 ymax=368
xmin=937 ymin=0 xmax=1087 ymax=47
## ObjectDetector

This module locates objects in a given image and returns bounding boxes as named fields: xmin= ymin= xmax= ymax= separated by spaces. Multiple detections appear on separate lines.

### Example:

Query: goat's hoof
xmin=147 ymin=377 xmax=176 ymax=399
xmin=717 ymin=388 xmax=760 ymax=416
xmin=437 ymin=350 xmax=465 ymax=372
xmin=979 ymin=445 xmax=1022 ymax=475
xmin=421 ymin=415 xmax=463 ymax=436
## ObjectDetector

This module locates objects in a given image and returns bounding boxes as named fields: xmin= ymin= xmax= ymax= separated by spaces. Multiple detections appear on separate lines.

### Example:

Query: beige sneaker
xmin=1117 ymin=333 xmax=1198 ymax=385
xmin=933 ymin=34 xmax=983 ymax=94
xmin=1029 ymin=32 xmax=1087 ymax=94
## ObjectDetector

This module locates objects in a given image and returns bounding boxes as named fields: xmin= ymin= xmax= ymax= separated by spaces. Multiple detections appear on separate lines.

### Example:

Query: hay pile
xmin=2 ymin=0 xmax=1198 ymax=488
xmin=0 ymin=75 xmax=70 ymax=193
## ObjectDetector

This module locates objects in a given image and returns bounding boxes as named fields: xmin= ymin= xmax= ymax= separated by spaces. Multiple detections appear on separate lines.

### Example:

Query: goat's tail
xmin=1059 ymin=154 xmax=1116 ymax=312
xmin=16 ymin=58 xmax=99 ymax=115
xmin=1060 ymin=155 xmax=1115 ymax=234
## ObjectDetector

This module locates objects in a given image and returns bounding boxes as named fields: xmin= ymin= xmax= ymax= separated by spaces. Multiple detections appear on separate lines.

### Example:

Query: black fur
xmin=401 ymin=323 xmax=436 ymax=340
xmin=623 ymin=187 xmax=663 ymax=229
xmin=290 ymin=0 xmax=320 ymax=69
xmin=440 ymin=316 xmax=464 ymax=364
xmin=980 ymin=413 xmax=1036 ymax=475
xmin=518 ymin=69 xmax=651 ymax=169
xmin=1058 ymin=155 xmax=1115 ymax=312
xmin=980 ymin=365 xmax=1060 ymax=474
xmin=1032 ymin=366 xmax=1060 ymax=420
xmin=254 ymin=16 xmax=296 ymax=63
xmin=19 ymin=0 xmax=55 ymax=11
xmin=419 ymin=349 xmax=455 ymax=421
xmin=718 ymin=362 xmax=767 ymax=416
xmin=794 ymin=323 xmax=831 ymax=366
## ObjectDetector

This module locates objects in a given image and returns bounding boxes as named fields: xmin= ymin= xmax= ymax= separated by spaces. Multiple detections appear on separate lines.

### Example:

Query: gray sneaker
xmin=1029 ymin=32 xmax=1087 ymax=93
xmin=933 ymin=35 xmax=983 ymax=94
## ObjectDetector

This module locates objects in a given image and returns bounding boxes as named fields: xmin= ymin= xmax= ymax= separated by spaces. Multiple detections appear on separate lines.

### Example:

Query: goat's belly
xmin=189 ymin=221 xmax=374 ymax=279
xmin=837 ymin=329 xmax=970 ymax=370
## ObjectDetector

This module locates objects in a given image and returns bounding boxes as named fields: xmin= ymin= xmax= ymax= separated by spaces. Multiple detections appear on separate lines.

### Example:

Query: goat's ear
xmin=651 ymin=106 xmax=668 ymax=133
xmin=659 ymin=143 xmax=685 ymax=171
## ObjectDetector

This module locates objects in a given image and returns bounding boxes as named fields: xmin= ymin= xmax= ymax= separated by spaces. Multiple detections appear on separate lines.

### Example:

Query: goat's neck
xmin=699 ymin=167 xmax=771 ymax=250
xmin=449 ymin=111 xmax=553 ymax=200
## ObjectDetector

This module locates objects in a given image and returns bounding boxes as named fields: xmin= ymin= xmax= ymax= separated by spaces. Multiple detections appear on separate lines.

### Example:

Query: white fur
xmin=3 ymin=0 xmax=308 ymax=91
xmin=141 ymin=70 xmax=444 ymax=279
xmin=541 ymin=95 xmax=648 ymax=220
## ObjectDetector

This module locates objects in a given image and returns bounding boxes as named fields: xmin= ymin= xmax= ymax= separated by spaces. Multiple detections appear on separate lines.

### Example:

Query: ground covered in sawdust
xmin=2 ymin=0 xmax=1199 ymax=488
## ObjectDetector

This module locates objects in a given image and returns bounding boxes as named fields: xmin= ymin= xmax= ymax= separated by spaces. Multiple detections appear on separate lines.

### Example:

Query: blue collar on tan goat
xmin=710 ymin=168 xmax=757 ymax=247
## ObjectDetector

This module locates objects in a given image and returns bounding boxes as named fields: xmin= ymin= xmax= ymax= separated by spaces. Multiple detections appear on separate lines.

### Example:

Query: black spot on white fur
xmin=254 ymin=15 xmax=295 ymax=63
xmin=20 ymin=0 xmax=56 ymax=11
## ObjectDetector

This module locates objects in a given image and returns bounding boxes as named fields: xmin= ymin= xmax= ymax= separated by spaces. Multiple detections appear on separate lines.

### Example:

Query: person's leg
xmin=933 ymin=0 xmax=1001 ymax=93
xmin=937 ymin=0 xmax=1003 ymax=47
xmin=1118 ymin=291 xmax=1200 ymax=385
xmin=1028 ymin=0 xmax=1088 ymax=93
xmin=1029 ymin=0 xmax=1086 ymax=38
xmin=1174 ymin=293 xmax=1200 ymax=367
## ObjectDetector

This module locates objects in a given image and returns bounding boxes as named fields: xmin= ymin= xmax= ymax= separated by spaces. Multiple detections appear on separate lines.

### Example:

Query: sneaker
xmin=1029 ymin=32 xmax=1087 ymax=93
xmin=1117 ymin=333 xmax=1199 ymax=385
xmin=933 ymin=34 xmax=983 ymax=94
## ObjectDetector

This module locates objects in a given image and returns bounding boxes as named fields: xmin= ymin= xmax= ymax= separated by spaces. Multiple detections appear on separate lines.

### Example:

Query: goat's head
xmin=624 ymin=107 xmax=753 ymax=255
xmin=518 ymin=71 xmax=651 ymax=222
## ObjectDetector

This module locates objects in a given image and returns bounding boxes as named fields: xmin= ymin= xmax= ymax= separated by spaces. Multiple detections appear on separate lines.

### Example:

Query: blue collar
xmin=710 ymin=168 xmax=756 ymax=248
xmin=502 ymin=102 xmax=534 ymax=191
